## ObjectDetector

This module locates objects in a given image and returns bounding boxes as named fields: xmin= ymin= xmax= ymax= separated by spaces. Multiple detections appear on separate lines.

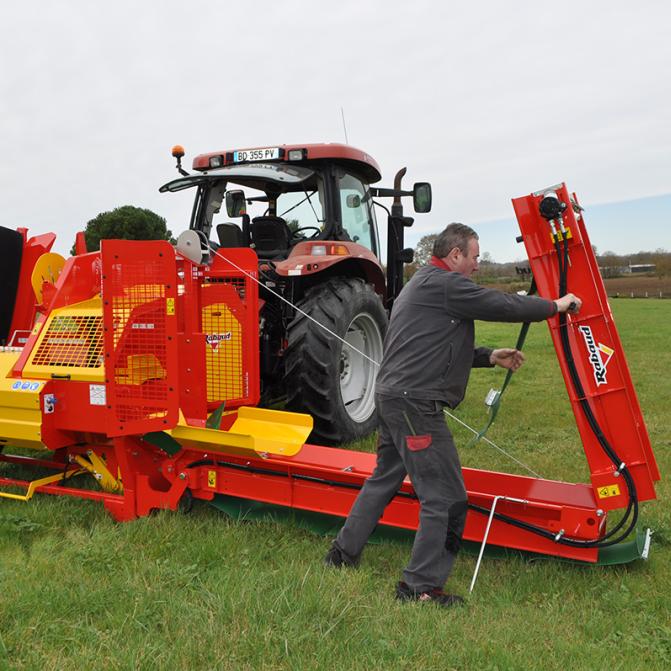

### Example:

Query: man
xmin=324 ymin=223 xmax=581 ymax=607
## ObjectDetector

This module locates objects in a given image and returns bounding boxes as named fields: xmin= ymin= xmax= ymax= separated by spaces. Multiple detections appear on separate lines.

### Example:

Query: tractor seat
xmin=216 ymin=222 xmax=245 ymax=248
xmin=250 ymin=216 xmax=292 ymax=259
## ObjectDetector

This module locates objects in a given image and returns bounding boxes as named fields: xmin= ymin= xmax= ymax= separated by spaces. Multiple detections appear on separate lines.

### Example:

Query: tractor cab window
xmin=276 ymin=185 xmax=325 ymax=237
xmin=337 ymin=172 xmax=377 ymax=252
xmin=214 ymin=172 xmax=326 ymax=240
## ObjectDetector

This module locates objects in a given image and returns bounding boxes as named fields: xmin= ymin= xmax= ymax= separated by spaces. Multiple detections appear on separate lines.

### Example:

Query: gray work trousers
xmin=334 ymin=394 xmax=468 ymax=592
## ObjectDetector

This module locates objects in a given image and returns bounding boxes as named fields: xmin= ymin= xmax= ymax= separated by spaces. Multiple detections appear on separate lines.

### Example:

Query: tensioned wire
xmin=207 ymin=243 xmax=380 ymax=366
xmin=206 ymin=243 xmax=544 ymax=479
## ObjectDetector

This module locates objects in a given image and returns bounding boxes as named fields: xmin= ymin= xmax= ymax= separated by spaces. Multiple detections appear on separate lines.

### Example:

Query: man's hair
xmin=432 ymin=223 xmax=478 ymax=258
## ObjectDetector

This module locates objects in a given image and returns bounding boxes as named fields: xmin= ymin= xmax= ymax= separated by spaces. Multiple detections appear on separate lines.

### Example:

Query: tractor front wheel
xmin=285 ymin=278 xmax=387 ymax=445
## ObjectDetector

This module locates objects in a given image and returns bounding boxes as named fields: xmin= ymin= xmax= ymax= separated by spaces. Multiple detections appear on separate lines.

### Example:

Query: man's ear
xmin=446 ymin=247 xmax=461 ymax=264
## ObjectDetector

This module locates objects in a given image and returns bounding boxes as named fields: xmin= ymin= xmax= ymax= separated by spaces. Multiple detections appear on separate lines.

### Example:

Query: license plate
xmin=233 ymin=147 xmax=280 ymax=162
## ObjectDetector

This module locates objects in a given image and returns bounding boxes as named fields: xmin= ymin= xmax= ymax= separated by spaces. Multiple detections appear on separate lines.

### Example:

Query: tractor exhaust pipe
xmin=385 ymin=168 xmax=415 ymax=309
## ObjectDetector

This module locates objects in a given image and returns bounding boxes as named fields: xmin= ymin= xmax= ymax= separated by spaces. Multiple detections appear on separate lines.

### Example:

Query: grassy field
xmin=1 ymin=300 xmax=669 ymax=670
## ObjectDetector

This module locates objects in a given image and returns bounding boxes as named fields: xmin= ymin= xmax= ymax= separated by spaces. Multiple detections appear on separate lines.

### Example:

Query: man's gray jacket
xmin=375 ymin=265 xmax=556 ymax=408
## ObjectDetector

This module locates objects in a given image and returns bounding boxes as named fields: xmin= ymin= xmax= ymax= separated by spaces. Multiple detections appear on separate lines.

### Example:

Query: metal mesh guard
xmin=32 ymin=314 xmax=103 ymax=369
xmin=203 ymin=279 xmax=246 ymax=404
xmin=102 ymin=241 xmax=178 ymax=434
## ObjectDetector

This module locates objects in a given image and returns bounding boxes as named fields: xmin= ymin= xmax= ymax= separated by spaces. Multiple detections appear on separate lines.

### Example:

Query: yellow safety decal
xmin=208 ymin=470 xmax=217 ymax=488
xmin=597 ymin=484 xmax=621 ymax=499
xmin=549 ymin=227 xmax=573 ymax=243
xmin=166 ymin=297 xmax=175 ymax=315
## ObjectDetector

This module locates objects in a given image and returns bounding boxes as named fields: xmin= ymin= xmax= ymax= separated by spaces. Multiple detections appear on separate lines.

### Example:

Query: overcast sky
xmin=1 ymin=1 xmax=669 ymax=261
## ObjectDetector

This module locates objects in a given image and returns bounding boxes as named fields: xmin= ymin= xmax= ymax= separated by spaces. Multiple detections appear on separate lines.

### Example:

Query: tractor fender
xmin=273 ymin=242 xmax=386 ymax=296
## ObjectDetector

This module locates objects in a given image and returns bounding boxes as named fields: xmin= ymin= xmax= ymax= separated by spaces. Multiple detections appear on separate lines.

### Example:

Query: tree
xmin=73 ymin=205 xmax=174 ymax=254
xmin=413 ymin=233 xmax=438 ymax=267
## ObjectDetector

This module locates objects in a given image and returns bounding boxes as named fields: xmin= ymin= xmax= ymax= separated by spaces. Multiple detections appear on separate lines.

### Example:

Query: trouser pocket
xmin=406 ymin=434 xmax=432 ymax=451
xmin=402 ymin=404 xmax=435 ymax=452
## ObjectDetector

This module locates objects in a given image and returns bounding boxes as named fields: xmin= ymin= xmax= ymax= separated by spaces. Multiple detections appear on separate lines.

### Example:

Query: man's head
xmin=432 ymin=223 xmax=480 ymax=277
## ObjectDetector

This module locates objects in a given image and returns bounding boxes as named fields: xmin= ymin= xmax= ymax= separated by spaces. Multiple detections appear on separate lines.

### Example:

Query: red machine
xmin=0 ymin=184 xmax=660 ymax=563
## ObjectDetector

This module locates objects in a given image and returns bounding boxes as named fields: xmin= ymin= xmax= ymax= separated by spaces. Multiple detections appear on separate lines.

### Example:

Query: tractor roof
xmin=192 ymin=143 xmax=382 ymax=183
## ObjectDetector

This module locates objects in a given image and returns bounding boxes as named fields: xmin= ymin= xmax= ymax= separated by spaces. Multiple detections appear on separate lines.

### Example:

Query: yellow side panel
xmin=202 ymin=302 xmax=243 ymax=403
xmin=0 ymin=351 xmax=44 ymax=449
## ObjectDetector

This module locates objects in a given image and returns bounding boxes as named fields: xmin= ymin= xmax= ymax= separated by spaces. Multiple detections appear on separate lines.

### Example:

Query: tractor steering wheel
xmin=292 ymin=226 xmax=321 ymax=239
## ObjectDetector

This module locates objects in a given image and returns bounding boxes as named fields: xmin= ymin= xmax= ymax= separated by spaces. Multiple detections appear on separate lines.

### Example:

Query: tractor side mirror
xmin=413 ymin=183 xmax=432 ymax=213
xmin=226 ymin=190 xmax=247 ymax=218
xmin=346 ymin=194 xmax=361 ymax=208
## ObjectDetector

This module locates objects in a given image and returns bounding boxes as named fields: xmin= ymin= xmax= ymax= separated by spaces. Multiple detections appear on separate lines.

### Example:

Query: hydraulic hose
xmin=550 ymin=234 xmax=639 ymax=546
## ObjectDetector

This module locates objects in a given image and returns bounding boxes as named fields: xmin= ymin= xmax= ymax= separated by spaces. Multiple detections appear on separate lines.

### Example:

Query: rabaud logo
xmin=206 ymin=332 xmax=232 ymax=351
xmin=578 ymin=326 xmax=614 ymax=386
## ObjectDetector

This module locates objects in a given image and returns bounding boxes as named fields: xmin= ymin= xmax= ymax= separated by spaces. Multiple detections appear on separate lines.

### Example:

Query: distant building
xmin=599 ymin=266 xmax=628 ymax=278
xmin=625 ymin=264 xmax=656 ymax=274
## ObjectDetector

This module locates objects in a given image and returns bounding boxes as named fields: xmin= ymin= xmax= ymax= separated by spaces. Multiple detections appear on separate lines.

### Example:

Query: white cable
xmin=443 ymin=409 xmax=544 ymax=479
xmin=207 ymin=244 xmax=381 ymax=367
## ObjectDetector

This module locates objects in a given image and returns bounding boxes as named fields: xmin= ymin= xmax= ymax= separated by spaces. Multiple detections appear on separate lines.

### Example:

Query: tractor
xmin=159 ymin=143 xmax=432 ymax=445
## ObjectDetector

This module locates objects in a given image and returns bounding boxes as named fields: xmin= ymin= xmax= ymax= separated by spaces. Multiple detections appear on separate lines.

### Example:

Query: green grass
xmin=1 ymin=300 xmax=669 ymax=670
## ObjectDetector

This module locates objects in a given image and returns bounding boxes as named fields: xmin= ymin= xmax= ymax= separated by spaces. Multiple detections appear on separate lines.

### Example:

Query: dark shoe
xmin=395 ymin=581 xmax=464 ymax=607
xmin=324 ymin=544 xmax=358 ymax=568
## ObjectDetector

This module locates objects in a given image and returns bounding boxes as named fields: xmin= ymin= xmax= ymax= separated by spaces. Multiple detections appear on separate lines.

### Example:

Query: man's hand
xmin=489 ymin=348 xmax=525 ymax=371
xmin=554 ymin=293 xmax=582 ymax=314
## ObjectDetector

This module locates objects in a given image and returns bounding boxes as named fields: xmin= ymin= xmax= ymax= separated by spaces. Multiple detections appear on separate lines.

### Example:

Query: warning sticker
xmin=166 ymin=297 xmax=175 ymax=315
xmin=89 ymin=384 xmax=106 ymax=406
xmin=207 ymin=470 xmax=217 ymax=488
xmin=597 ymin=484 xmax=621 ymax=499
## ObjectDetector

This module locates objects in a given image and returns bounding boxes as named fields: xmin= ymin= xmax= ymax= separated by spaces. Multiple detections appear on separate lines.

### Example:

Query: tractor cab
xmin=160 ymin=144 xmax=385 ymax=262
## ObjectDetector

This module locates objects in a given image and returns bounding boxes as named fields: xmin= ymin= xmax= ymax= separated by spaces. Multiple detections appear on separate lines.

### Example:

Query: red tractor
xmin=160 ymin=143 xmax=431 ymax=445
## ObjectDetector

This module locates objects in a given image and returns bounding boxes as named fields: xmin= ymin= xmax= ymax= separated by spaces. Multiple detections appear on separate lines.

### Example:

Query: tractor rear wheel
xmin=285 ymin=278 xmax=387 ymax=446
